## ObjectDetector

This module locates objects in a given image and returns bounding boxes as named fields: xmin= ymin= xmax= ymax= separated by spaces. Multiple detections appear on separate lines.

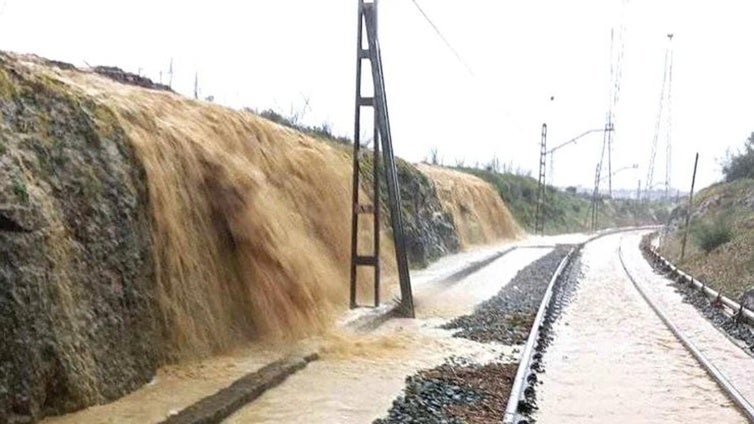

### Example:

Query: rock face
xmin=397 ymin=160 xmax=461 ymax=268
xmin=416 ymin=164 xmax=522 ymax=247
xmin=92 ymin=66 xmax=172 ymax=92
xmin=0 ymin=55 xmax=156 ymax=422
xmin=359 ymin=156 xmax=461 ymax=269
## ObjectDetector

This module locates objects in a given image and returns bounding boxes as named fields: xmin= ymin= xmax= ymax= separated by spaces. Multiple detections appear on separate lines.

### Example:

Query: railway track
xmin=618 ymin=240 xmax=754 ymax=422
xmin=504 ymin=230 xmax=754 ymax=424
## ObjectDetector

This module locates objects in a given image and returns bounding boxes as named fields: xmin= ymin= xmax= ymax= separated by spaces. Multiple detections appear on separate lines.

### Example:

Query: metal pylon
xmin=664 ymin=35 xmax=674 ymax=199
xmin=590 ymin=163 xmax=601 ymax=232
xmin=349 ymin=0 xmax=414 ymax=318
xmin=645 ymin=33 xmax=675 ymax=200
xmin=534 ymin=124 xmax=547 ymax=235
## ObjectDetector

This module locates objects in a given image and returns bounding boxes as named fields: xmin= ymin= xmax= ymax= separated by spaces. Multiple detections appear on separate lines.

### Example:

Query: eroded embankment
xmin=417 ymin=164 xmax=522 ymax=247
xmin=0 ymin=53 xmax=521 ymax=422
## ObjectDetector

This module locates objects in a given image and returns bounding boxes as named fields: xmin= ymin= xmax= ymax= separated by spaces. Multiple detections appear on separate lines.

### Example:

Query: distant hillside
xmin=452 ymin=167 xmax=672 ymax=234
xmin=660 ymin=178 xmax=754 ymax=298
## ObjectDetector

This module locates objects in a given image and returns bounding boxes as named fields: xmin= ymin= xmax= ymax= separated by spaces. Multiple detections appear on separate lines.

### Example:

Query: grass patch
xmin=251 ymin=108 xmax=351 ymax=145
xmin=693 ymin=217 xmax=733 ymax=253
xmin=11 ymin=175 xmax=29 ymax=204
xmin=451 ymin=166 xmax=669 ymax=234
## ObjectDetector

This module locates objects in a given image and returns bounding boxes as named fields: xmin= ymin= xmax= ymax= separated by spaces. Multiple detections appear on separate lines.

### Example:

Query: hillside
xmin=453 ymin=167 xmax=672 ymax=234
xmin=659 ymin=178 xmax=754 ymax=299
xmin=0 ymin=53 xmax=520 ymax=422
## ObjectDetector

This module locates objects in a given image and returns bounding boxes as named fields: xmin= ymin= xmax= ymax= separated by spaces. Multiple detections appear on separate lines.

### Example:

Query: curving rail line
xmin=618 ymin=240 xmax=754 ymax=422
xmin=503 ymin=229 xmax=754 ymax=424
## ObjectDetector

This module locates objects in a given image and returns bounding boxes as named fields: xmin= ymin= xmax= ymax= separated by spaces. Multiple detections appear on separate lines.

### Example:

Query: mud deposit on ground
xmin=374 ymin=359 xmax=517 ymax=424
xmin=442 ymin=246 xmax=572 ymax=344
xmin=642 ymin=237 xmax=754 ymax=354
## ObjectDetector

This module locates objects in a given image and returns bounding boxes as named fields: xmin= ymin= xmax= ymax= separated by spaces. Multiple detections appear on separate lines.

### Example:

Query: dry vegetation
xmin=661 ymin=178 xmax=754 ymax=299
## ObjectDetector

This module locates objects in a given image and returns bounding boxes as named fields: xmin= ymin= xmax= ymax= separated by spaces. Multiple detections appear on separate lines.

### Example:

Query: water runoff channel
xmin=507 ymin=230 xmax=754 ymax=424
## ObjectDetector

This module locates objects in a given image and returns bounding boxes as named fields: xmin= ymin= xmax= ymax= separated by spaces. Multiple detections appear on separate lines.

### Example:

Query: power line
xmin=409 ymin=0 xmax=475 ymax=77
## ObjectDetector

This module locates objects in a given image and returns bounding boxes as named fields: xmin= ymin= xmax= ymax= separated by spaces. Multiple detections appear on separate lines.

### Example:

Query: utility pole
xmin=680 ymin=153 xmax=699 ymax=262
xmin=349 ymin=0 xmax=414 ymax=317
xmin=606 ymin=122 xmax=615 ymax=197
xmin=636 ymin=179 xmax=641 ymax=201
xmin=591 ymin=163 xmax=600 ymax=232
xmin=534 ymin=124 xmax=547 ymax=235
xmin=168 ymin=58 xmax=174 ymax=89
xmin=193 ymin=72 xmax=199 ymax=100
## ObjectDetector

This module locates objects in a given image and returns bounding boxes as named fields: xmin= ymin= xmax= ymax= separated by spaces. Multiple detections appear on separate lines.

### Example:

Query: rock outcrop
xmin=0 ymin=55 xmax=156 ymax=421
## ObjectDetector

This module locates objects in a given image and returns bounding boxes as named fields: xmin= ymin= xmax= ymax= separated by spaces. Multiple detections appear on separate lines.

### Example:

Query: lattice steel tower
xmin=645 ymin=34 xmax=675 ymax=200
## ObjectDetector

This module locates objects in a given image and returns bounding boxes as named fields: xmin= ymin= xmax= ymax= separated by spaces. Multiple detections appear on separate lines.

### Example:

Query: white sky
xmin=1 ymin=0 xmax=752 ymax=191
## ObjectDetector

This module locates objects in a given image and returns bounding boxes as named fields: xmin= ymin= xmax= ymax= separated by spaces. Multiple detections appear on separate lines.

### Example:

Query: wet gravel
xmin=442 ymin=246 xmax=573 ymax=345
xmin=373 ymin=358 xmax=517 ymax=424
xmin=641 ymin=236 xmax=754 ymax=354
xmin=374 ymin=246 xmax=578 ymax=423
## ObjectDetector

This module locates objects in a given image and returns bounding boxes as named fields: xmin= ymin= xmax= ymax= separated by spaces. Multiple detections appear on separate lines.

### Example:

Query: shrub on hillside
xmin=723 ymin=132 xmax=754 ymax=182
xmin=250 ymin=108 xmax=352 ymax=145
xmin=693 ymin=218 xmax=732 ymax=253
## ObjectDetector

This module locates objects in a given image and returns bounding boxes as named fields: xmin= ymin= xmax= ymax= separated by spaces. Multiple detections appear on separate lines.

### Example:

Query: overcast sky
xmin=1 ymin=0 xmax=752 ymax=192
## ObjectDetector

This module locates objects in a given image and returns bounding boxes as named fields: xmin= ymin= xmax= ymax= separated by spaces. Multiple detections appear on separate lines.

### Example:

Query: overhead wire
xmin=406 ymin=0 xmax=535 ymax=165
xmin=408 ymin=0 xmax=475 ymax=77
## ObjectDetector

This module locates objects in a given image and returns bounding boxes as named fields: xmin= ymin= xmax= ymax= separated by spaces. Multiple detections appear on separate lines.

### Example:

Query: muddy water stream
xmin=42 ymin=244 xmax=551 ymax=424
xmin=42 ymin=344 xmax=287 ymax=424
xmin=535 ymin=234 xmax=746 ymax=423
xmin=225 ymin=247 xmax=551 ymax=423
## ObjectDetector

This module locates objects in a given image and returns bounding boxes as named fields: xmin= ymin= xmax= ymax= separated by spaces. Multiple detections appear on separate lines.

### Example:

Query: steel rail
xmin=618 ymin=242 xmax=754 ymax=423
xmin=502 ymin=247 xmax=575 ymax=424
xmin=646 ymin=244 xmax=754 ymax=326
xmin=502 ymin=225 xmax=661 ymax=424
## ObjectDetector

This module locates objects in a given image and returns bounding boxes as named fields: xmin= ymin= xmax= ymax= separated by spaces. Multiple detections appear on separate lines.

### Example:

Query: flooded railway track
xmin=507 ymin=231 xmax=754 ymax=424
xmin=618 ymin=241 xmax=754 ymax=422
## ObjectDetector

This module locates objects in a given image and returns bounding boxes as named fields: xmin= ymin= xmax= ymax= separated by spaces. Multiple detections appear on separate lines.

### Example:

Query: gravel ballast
xmin=374 ymin=246 xmax=575 ymax=423
xmin=442 ymin=246 xmax=573 ymax=345
xmin=642 ymin=237 xmax=754 ymax=354
xmin=374 ymin=359 xmax=518 ymax=424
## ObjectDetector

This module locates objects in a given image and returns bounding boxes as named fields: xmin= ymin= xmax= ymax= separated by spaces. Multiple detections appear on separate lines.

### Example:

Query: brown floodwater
xmin=43 ymin=244 xmax=551 ymax=424
xmin=225 ymin=247 xmax=552 ymax=423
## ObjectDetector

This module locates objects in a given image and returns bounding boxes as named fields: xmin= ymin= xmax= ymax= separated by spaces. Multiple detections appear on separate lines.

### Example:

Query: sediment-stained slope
xmin=0 ymin=53 xmax=522 ymax=422
xmin=417 ymin=164 xmax=522 ymax=247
